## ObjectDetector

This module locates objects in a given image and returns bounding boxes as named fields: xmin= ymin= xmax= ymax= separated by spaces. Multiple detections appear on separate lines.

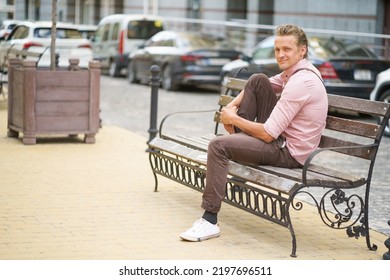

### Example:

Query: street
xmin=99 ymin=75 xmax=221 ymax=139
xmin=99 ymin=75 xmax=390 ymax=236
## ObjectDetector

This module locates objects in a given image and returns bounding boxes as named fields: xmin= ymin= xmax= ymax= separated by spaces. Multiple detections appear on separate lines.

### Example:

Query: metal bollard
xmin=147 ymin=65 xmax=161 ymax=144
xmin=384 ymin=220 xmax=390 ymax=260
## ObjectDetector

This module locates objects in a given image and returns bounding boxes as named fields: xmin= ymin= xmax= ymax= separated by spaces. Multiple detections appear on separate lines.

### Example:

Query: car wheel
xmin=162 ymin=65 xmax=179 ymax=91
xmin=127 ymin=60 xmax=138 ymax=84
xmin=109 ymin=61 xmax=119 ymax=77
xmin=379 ymin=89 xmax=390 ymax=137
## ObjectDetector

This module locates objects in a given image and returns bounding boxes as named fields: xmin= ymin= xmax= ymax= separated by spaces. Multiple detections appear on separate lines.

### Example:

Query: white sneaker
xmin=179 ymin=218 xmax=220 ymax=242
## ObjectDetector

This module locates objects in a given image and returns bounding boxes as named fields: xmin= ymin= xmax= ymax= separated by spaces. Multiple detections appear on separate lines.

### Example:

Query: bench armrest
xmin=301 ymin=143 xmax=377 ymax=185
xmin=158 ymin=109 xmax=215 ymax=138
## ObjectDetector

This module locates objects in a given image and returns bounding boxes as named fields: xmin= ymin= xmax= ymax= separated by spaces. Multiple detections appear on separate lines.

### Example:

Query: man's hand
xmin=221 ymin=106 xmax=237 ymax=134
xmin=223 ymin=124 xmax=235 ymax=134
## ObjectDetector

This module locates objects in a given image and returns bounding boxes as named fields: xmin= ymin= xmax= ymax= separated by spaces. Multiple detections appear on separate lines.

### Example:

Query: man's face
xmin=274 ymin=35 xmax=306 ymax=71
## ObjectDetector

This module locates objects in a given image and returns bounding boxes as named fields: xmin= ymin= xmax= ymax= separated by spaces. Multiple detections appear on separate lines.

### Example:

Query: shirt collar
xmin=281 ymin=59 xmax=308 ymax=83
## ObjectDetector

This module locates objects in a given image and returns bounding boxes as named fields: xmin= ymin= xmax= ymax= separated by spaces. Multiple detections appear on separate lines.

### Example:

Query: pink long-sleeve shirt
xmin=263 ymin=59 xmax=328 ymax=165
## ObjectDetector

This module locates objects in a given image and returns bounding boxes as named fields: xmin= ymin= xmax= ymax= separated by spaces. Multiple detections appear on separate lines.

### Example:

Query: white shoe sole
xmin=179 ymin=232 xmax=220 ymax=242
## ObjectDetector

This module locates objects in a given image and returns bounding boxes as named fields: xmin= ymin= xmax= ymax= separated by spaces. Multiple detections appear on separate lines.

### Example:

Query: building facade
xmin=1 ymin=0 xmax=389 ymax=54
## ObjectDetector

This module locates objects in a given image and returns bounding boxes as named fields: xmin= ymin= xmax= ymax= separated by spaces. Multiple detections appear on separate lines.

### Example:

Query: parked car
xmin=74 ymin=23 xmax=97 ymax=40
xmin=92 ymin=14 xmax=165 ymax=77
xmin=0 ymin=19 xmax=20 ymax=41
xmin=370 ymin=68 xmax=390 ymax=136
xmin=0 ymin=21 xmax=93 ymax=71
xmin=221 ymin=36 xmax=390 ymax=99
xmin=128 ymin=30 xmax=242 ymax=91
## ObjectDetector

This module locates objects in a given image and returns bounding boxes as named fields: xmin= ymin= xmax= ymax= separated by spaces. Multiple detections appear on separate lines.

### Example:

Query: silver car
xmin=370 ymin=68 xmax=390 ymax=136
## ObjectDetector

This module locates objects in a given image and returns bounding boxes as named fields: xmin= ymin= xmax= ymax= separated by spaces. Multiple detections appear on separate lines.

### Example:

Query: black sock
xmin=202 ymin=211 xmax=218 ymax=225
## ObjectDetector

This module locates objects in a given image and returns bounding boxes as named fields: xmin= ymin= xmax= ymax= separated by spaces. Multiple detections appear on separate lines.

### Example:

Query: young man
xmin=179 ymin=24 xmax=328 ymax=242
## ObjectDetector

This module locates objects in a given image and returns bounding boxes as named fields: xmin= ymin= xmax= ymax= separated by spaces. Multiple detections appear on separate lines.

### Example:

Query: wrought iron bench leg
xmin=152 ymin=172 xmax=158 ymax=192
xmin=363 ymin=216 xmax=378 ymax=252
xmin=286 ymin=202 xmax=297 ymax=257
xmin=148 ymin=152 xmax=159 ymax=192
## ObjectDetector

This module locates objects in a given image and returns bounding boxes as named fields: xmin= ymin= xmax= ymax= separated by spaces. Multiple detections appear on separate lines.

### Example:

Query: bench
xmin=147 ymin=76 xmax=390 ymax=257
xmin=0 ymin=47 xmax=45 ymax=97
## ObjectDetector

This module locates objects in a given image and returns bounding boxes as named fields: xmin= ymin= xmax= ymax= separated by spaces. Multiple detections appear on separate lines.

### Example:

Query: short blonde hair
xmin=275 ymin=24 xmax=308 ymax=58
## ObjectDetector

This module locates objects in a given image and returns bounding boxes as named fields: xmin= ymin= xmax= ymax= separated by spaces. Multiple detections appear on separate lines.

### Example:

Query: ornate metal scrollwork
xmin=295 ymin=188 xmax=365 ymax=230
xmin=150 ymin=152 xmax=207 ymax=192
xmin=226 ymin=179 xmax=289 ymax=225
xmin=346 ymin=217 xmax=368 ymax=238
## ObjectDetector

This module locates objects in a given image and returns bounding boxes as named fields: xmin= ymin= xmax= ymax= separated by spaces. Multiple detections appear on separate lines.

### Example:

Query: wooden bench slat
xmin=225 ymin=78 xmax=247 ymax=91
xmin=305 ymin=164 xmax=366 ymax=186
xmin=257 ymin=165 xmax=365 ymax=188
xmin=319 ymin=135 xmax=376 ymax=160
xmin=8 ymin=48 xmax=43 ymax=58
xmin=228 ymin=161 xmax=300 ymax=194
xmin=214 ymin=111 xmax=221 ymax=123
xmin=162 ymin=134 xmax=211 ymax=151
xmin=326 ymin=115 xmax=380 ymax=139
xmin=328 ymin=94 xmax=390 ymax=117
xmin=218 ymin=95 xmax=235 ymax=106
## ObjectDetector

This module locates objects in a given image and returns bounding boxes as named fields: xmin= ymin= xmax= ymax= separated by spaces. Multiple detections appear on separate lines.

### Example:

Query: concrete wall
xmin=273 ymin=0 xmax=378 ymax=36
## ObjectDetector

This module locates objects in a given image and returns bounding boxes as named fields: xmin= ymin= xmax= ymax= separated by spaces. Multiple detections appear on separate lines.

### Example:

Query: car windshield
xmin=127 ymin=20 xmax=163 ymax=39
xmin=179 ymin=34 xmax=218 ymax=48
xmin=252 ymin=46 xmax=275 ymax=59
xmin=309 ymin=37 xmax=377 ymax=58
xmin=34 ymin=28 xmax=82 ymax=39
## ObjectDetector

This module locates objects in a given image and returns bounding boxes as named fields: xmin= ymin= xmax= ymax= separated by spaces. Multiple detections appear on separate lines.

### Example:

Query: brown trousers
xmin=201 ymin=74 xmax=301 ymax=214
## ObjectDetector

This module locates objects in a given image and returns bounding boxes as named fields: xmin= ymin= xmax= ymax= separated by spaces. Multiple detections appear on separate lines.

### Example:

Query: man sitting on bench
xmin=179 ymin=24 xmax=328 ymax=242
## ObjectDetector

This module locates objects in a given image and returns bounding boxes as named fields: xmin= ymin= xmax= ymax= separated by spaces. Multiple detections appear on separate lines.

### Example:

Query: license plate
xmin=208 ymin=58 xmax=230 ymax=65
xmin=354 ymin=69 xmax=372 ymax=80
xmin=197 ymin=58 xmax=230 ymax=66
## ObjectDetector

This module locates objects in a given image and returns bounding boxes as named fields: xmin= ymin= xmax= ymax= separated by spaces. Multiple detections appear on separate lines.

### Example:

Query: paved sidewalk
xmin=0 ymin=99 xmax=389 ymax=260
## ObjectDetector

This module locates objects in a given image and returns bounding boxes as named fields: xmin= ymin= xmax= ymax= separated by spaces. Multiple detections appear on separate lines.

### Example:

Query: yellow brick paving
xmin=0 ymin=98 xmax=388 ymax=260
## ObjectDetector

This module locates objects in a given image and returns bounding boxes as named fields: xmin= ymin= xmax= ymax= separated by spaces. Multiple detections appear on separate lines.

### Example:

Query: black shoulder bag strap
xmin=291 ymin=67 xmax=325 ymax=85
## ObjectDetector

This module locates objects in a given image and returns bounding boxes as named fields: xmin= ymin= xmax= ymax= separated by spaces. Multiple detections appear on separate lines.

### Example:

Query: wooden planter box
xmin=7 ymin=58 xmax=101 ymax=144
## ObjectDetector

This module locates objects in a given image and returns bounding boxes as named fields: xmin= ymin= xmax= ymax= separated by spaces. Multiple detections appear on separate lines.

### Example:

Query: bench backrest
xmin=0 ymin=47 xmax=44 ymax=73
xmin=216 ymin=77 xmax=390 ymax=163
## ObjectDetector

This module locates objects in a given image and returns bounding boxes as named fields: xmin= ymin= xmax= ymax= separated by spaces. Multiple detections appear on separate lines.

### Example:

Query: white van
xmin=92 ymin=14 xmax=165 ymax=77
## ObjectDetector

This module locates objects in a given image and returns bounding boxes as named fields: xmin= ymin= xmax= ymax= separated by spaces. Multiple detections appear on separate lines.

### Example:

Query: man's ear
xmin=300 ymin=45 xmax=307 ymax=58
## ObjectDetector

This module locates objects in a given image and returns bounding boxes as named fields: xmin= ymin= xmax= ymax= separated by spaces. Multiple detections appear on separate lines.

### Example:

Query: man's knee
xmin=209 ymin=136 xmax=223 ymax=151
xmin=248 ymin=73 xmax=269 ymax=86
xmin=245 ymin=73 xmax=275 ymax=102
xmin=208 ymin=136 xmax=228 ymax=157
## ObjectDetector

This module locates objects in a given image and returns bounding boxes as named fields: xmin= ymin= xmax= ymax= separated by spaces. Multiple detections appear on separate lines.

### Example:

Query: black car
xmin=128 ymin=30 xmax=242 ymax=91
xmin=220 ymin=36 xmax=390 ymax=99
